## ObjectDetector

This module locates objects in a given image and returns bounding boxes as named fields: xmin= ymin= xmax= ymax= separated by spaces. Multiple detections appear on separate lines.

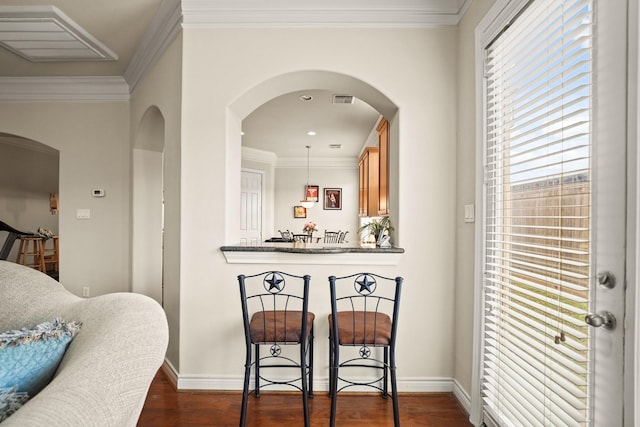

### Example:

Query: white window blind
xmin=482 ymin=0 xmax=592 ymax=426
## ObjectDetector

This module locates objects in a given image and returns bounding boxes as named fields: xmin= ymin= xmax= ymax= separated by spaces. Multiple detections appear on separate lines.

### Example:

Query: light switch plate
xmin=76 ymin=208 xmax=91 ymax=219
xmin=464 ymin=204 xmax=475 ymax=223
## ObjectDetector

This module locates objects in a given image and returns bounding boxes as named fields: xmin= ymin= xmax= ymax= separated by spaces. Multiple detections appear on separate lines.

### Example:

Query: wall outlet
xmin=82 ymin=287 xmax=90 ymax=297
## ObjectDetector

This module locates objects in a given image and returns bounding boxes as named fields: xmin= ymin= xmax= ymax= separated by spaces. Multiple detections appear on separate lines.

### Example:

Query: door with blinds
xmin=479 ymin=1 xmax=626 ymax=426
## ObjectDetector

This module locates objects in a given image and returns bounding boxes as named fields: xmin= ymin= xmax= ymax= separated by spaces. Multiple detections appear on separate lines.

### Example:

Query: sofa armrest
xmin=0 ymin=261 xmax=169 ymax=427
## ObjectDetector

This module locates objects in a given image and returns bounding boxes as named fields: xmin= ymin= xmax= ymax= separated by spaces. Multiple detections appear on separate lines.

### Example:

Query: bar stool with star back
xmin=237 ymin=271 xmax=315 ymax=427
xmin=328 ymin=272 xmax=403 ymax=427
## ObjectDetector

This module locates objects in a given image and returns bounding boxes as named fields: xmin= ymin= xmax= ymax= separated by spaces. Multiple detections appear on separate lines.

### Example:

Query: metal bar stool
xmin=237 ymin=271 xmax=314 ymax=427
xmin=16 ymin=236 xmax=46 ymax=272
xmin=328 ymin=272 xmax=403 ymax=427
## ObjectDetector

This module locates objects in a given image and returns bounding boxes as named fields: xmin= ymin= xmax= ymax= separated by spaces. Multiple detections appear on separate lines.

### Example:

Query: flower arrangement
xmin=303 ymin=221 xmax=318 ymax=234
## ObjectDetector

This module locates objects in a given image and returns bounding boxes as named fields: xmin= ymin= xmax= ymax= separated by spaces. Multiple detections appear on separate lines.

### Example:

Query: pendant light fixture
xmin=300 ymin=145 xmax=314 ymax=208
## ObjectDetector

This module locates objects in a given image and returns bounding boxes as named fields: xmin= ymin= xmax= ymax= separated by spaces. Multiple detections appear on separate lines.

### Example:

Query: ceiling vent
xmin=0 ymin=5 xmax=118 ymax=62
xmin=332 ymin=94 xmax=354 ymax=105
xmin=329 ymin=144 xmax=342 ymax=149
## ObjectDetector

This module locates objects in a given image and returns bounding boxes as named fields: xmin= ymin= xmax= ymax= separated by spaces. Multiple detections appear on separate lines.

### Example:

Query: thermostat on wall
xmin=92 ymin=188 xmax=105 ymax=197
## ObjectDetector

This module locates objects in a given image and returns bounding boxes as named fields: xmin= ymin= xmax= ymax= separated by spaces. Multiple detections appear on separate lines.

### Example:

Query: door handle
xmin=585 ymin=311 xmax=616 ymax=330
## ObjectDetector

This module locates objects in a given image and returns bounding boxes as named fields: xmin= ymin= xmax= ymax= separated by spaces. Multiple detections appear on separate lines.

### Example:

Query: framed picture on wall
xmin=306 ymin=185 xmax=319 ymax=202
xmin=324 ymin=188 xmax=342 ymax=210
xmin=294 ymin=206 xmax=307 ymax=218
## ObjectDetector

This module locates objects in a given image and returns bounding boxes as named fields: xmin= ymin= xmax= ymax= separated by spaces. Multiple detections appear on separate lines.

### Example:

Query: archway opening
xmin=0 ymin=132 xmax=59 ymax=278
xmin=226 ymin=70 xmax=399 ymax=245
xmin=132 ymin=106 xmax=165 ymax=304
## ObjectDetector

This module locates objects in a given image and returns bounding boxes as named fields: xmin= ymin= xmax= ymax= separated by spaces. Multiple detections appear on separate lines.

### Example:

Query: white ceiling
xmin=242 ymin=89 xmax=381 ymax=160
xmin=0 ymin=0 xmax=471 ymax=159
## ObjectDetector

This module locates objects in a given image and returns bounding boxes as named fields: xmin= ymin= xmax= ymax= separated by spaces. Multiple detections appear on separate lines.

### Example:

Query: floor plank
xmin=138 ymin=369 xmax=473 ymax=426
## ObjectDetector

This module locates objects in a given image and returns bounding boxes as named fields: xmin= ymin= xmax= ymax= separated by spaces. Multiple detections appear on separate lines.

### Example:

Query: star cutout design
xmin=270 ymin=344 xmax=282 ymax=357
xmin=356 ymin=275 xmax=376 ymax=295
xmin=265 ymin=274 xmax=284 ymax=293
xmin=359 ymin=346 xmax=371 ymax=359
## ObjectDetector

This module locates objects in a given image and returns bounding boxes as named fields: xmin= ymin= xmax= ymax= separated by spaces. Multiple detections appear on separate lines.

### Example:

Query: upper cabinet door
xmin=359 ymin=147 xmax=379 ymax=217
xmin=377 ymin=118 xmax=389 ymax=216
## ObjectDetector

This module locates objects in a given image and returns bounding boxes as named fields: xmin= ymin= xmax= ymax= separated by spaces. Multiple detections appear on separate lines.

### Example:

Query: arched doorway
xmin=132 ymin=106 xmax=165 ymax=304
xmin=226 ymin=70 xmax=399 ymax=244
xmin=0 ymin=133 xmax=59 ymax=276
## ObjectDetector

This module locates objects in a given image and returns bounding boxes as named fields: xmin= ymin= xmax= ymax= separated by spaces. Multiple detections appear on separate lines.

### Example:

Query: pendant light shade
xmin=300 ymin=145 xmax=314 ymax=208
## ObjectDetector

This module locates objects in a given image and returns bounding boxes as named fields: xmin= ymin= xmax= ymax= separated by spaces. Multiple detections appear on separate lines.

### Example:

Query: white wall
xmin=177 ymin=27 xmax=458 ymax=387
xmin=454 ymin=0 xmax=496 ymax=399
xmin=132 ymin=148 xmax=163 ymax=303
xmin=274 ymin=166 xmax=359 ymax=239
xmin=0 ymin=102 xmax=130 ymax=297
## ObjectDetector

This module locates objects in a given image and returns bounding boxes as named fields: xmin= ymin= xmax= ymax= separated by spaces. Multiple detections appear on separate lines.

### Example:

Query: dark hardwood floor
xmin=138 ymin=369 xmax=473 ymax=426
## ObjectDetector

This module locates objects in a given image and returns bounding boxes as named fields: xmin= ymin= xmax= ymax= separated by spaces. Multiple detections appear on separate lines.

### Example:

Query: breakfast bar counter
xmin=220 ymin=242 xmax=404 ymax=265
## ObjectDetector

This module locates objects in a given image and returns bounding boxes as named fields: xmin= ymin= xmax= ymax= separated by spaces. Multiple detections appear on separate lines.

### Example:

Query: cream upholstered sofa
xmin=0 ymin=260 xmax=168 ymax=426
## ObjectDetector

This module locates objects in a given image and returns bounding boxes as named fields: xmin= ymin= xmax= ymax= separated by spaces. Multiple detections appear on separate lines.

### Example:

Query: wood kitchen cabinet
xmin=359 ymin=147 xmax=379 ymax=217
xmin=377 ymin=118 xmax=389 ymax=216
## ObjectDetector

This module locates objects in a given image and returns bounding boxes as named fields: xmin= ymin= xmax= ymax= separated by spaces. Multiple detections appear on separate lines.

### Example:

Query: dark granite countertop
xmin=220 ymin=242 xmax=404 ymax=254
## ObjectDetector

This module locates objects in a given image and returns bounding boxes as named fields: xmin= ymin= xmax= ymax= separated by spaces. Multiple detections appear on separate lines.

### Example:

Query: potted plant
xmin=358 ymin=217 xmax=394 ymax=245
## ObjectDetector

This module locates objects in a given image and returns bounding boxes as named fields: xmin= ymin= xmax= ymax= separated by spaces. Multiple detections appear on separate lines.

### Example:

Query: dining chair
xmin=237 ymin=271 xmax=314 ymax=427
xmin=323 ymin=230 xmax=341 ymax=243
xmin=338 ymin=231 xmax=349 ymax=243
xmin=328 ymin=272 xmax=403 ymax=427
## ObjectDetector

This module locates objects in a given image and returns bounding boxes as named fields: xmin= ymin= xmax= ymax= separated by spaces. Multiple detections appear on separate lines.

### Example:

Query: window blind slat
xmin=485 ymin=239 xmax=589 ymax=256
xmin=485 ymin=272 xmax=588 ymax=304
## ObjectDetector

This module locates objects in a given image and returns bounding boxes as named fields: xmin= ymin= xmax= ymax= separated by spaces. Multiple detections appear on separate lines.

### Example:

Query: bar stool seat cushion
xmin=328 ymin=311 xmax=392 ymax=345
xmin=250 ymin=311 xmax=315 ymax=343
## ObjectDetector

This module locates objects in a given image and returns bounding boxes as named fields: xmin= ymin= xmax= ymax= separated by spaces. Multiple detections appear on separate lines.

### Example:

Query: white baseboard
xmin=161 ymin=359 xmax=179 ymax=388
xmin=168 ymin=369 xmax=461 ymax=395
xmin=161 ymin=360 xmax=471 ymax=418
xmin=452 ymin=378 xmax=471 ymax=414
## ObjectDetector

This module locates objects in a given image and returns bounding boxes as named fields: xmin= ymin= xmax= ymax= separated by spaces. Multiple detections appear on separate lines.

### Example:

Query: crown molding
xmin=242 ymin=147 xmax=356 ymax=169
xmin=0 ymin=0 xmax=473 ymax=100
xmin=242 ymin=146 xmax=278 ymax=165
xmin=182 ymin=0 xmax=472 ymax=28
xmin=0 ymin=76 xmax=129 ymax=101
xmin=124 ymin=0 xmax=183 ymax=93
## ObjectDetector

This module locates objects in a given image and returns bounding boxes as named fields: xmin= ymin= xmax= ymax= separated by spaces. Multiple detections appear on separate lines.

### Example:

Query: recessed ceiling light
xmin=307 ymin=131 xmax=316 ymax=136
xmin=299 ymin=95 xmax=313 ymax=101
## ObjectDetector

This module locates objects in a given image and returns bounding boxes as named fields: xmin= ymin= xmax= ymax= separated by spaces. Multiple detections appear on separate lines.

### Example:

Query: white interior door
xmin=240 ymin=169 xmax=263 ymax=244
xmin=476 ymin=1 xmax=626 ymax=425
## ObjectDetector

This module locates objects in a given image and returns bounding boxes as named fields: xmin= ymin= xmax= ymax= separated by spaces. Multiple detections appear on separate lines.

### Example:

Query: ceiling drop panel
xmin=0 ymin=6 xmax=118 ymax=62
